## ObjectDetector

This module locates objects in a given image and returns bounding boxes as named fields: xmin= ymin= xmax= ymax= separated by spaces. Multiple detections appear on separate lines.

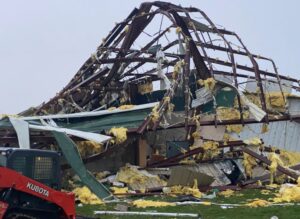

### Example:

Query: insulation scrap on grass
xmin=116 ymin=164 xmax=167 ymax=190
xmin=218 ymin=189 xmax=235 ymax=197
xmin=110 ymin=187 xmax=129 ymax=195
xmin=260 ymin=190 xmax=271 ymax=195
xmin=108 ymin=127 xmax=128 ymax=144
xmin=246 ymin=199 xmax=270 ymax=207
xmin=132 ymin=200 xmax=175 ymax=208
xmin=72 ymin=186 xmax=103 ymax=205
xmin=164 ymin=179 xmax=202 ymax=198
xmin=272 ymin=177 xmax=300 ymax=203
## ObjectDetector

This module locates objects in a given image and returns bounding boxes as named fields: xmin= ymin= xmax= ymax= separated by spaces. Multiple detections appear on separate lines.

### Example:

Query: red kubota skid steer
xmin=0 ymin=147 xmax=76 ymax=219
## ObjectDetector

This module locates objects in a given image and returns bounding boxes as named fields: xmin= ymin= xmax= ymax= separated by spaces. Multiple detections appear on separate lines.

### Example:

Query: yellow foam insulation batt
xmin=268 ymin=153 xmax=285 ymax=184
xmin=260 ymin=190 xmax=271 ymax=195
xmin=110 ymin=187 xmax=129 ymax=195
xmin=243 ymin=152 xmax=257 ymax=178
xmin=138 ymin=82 xmax=153 ymax=94
xmin=278 ymin=149 xmax=300 ymax=166
xmin=132 ymin=200 xmax=175 ymax=208
xmin=76 ymin=141 xmax=103 ymax=158
xmin=244 ymin=92 xmax=297 ymax=112
xmin=175 ymin=26 xmax=182 ymax=34
xmin=243 ymin=137 xmax=262 ymax=146
xmin=72 ymin=186 xmax=103 ymax=205
xmin=197 ymin=77 xmax=216 ymax=91
xmin=108 ymin=127 xmax=128 ymax=144
xmin=150 ymin=104 xmax=160 ymax=123
xmin=108 ymin=107 xmax=117 ymax=111
xmin=222 ymin=133 xmax=236 ymax=146
xmin=261 ymin=123 xmax=269 ymax=134
xmin=164 ymin=179 xmax=202 ymax=198
xmin=118 ymin=105 xmax=135 ymax=110
xmin=218 ymin=189 xmax=235 ymax=197
xmin=246 ymin=199 xmax=270 ymax=207
xmin=201 ymin=141 xmax=220 ymax=160
xmin=163 ymin=96 xmax=175 ymax=114
xmin=273 ymin=178 xmax=300 ymax=203
xmin=201 ymin=201 xmax=212 ymax=206
xmin=94 ymin=171 xmax=110 ymax=181
xmin=173 ymin=60 xmax=185 ymax=79
xmin=216 ymin=107 xmax=249 ymax=134
xmin=189 ymin=140 xmax=220 ymax=161
xmin=116 ymin=164 xmax=167 ymax=190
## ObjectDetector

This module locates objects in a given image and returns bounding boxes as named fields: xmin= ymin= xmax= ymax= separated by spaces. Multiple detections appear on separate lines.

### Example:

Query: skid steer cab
xmin=0 ymin=148 xmax=75 ymax=219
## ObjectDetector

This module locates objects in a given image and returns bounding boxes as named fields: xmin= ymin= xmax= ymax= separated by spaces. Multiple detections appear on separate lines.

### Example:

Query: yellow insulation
xmin=108 ymin=127 xmax=128 ymax=144
xmin=166 ymin=179 xmax=202 ymax=198
xmin=173 ymin=60 xmax=185 ymax=79
xmin=243 ymin=152 xmax=257 ymax=178
xmin=216 ymin=107 xmax=247 ymax=134
xmin=72 ymin=186 xmax=103 ymax=205
xmin=260 ymin=190 xmax=271 ymax=195
xmin=200 ymin=141 xmax=220 ymax=160
xmin=268 ymin=153 xmax=285 ymax=184
xmin=243 ymin=92 xmax=297 ymax=112
xmin=197 ymin=77 xmax=216 ymax=91
xmin=76 ymin=141 xmax=103 ymax=158
xmin=118 ymin=105 xmax=135 ymax=110
xmin=218 ymin=189 xmax=235 ymax=197
xmin=150 ymin=104 xmax=160 ymax=123
xmin=132 ymin=200 xmax=175 ymax=208
xmin=243 ymin=137 xmax=262 ymax=146
xmin=138 ymin=82 xmax=153 ymax=94
xmin=279 ymin=149 xmax=300 ymax=167
xmin=110 ymin=187 xmax=129 ymax=195
xmin=261 ymin=123 xmax=269 ymax=134
xmin=246 ymin=199 xmax=270 ymax=207
xmin=116 ymin=165 xmax=166 ymax=190
xmin=273 ymin=179 xmax=300 ymax=203
xmin=175 ymin=26 xmax=182 ymax=34
xmin=108 ymin=107 xmax=117 ymax=111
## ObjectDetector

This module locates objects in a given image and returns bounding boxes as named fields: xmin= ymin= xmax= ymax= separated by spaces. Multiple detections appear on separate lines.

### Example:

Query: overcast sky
xmin=1 ymin=0 xmax=299 ymax=114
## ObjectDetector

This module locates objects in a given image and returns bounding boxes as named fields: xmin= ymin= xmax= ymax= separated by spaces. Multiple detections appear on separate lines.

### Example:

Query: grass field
xmin=76 ymin=189 xmax=300 ymax=219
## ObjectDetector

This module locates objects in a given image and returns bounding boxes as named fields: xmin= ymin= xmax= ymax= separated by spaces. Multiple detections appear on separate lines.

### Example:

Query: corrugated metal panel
xmin=245 ymin=78 xmax=292 ymax=93
xmin=231 ymin=121 xmax=300 ymax=152
xmin=288 ymin=98 xmax=300 ymax=115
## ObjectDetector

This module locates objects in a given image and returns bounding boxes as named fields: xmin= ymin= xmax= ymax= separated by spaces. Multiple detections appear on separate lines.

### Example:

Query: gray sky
xmin=1 ymin=0 xmax=299 ymax=114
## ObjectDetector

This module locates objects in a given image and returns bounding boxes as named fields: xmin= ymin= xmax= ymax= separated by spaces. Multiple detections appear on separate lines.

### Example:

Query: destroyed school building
xmin=1 ymin=1 xmax=300 ymax=200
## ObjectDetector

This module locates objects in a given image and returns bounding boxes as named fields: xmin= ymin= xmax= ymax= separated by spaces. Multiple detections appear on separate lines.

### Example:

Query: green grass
xmin=76 ymin=189 xmax=300 ymax=219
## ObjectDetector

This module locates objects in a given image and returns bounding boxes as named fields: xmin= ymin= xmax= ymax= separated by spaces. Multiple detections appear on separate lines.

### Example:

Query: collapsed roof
xmin=26 ymin=1 xmax=299 ymax=123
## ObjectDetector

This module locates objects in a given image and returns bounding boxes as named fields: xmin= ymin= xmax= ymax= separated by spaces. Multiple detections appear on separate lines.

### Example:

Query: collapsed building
xmin=1 ymin=1 xmax=300 ymax=201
